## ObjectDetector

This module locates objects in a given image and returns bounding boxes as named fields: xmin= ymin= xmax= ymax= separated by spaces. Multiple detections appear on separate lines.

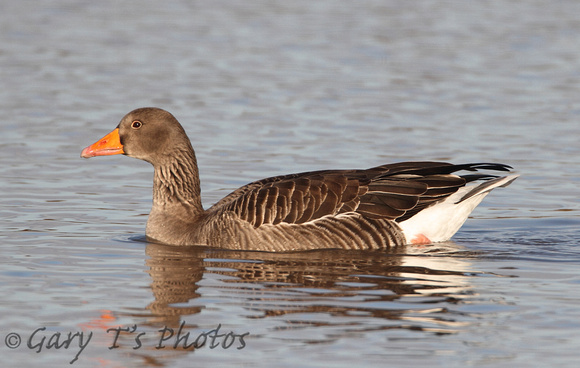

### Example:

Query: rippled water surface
xmin=1 ymin=1 xmax=580 ymax=367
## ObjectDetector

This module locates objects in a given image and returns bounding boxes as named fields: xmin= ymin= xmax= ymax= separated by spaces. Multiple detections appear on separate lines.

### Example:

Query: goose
xmin=81 ymin=107 xmax=517 ymax=251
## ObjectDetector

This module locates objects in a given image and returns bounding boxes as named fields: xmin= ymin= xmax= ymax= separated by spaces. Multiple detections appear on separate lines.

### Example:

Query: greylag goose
xmin=81 ymin=107 xmax=517 ymax=251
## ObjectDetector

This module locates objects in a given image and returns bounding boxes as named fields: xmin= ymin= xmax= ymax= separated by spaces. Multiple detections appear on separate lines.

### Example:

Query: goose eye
xmin=131 ymin=121 xmax=142 ymax=129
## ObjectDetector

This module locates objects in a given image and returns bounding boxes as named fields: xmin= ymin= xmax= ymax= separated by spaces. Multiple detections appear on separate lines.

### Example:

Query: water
xmin=1 ymin=0 xmax=580 ymax=366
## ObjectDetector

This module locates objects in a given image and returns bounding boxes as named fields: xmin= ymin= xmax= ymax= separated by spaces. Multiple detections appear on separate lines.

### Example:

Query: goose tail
xmin=398 ymin=175 xmax=518 ymax=245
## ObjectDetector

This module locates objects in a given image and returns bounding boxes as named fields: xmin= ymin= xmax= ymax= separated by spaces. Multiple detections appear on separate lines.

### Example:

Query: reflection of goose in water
xmin=142 ymin=242 xmax=477 ymax=335
xmin=101 ymin=242 xmax=487 ymax=366
xmin=402 ymin=243 xmax=475 ymax=297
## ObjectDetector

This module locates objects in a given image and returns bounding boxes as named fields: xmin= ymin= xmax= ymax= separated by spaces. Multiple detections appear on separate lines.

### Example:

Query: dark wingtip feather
xmin=400 ymin=162 xmax=513 ymax=176
xmin=462 ymin=163 xmax=513 ymax=172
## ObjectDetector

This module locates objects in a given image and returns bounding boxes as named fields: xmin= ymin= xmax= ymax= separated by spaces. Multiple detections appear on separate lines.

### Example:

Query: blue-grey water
xmin=1 ymin=1 xmax=580 ymax=367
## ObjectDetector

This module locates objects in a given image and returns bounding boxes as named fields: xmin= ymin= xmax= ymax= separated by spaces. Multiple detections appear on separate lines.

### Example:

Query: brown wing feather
xmin=209 ymin=162 xmax=512 ymax=228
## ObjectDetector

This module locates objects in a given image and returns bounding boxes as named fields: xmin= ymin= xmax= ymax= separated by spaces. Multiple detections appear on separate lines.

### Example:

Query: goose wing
xmin=209 ymin=162 xmax=512 ymax=228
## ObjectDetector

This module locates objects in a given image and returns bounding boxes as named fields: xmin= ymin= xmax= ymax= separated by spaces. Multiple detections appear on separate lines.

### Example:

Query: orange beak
xmin=81 ymin=128 xmax=125 ymax=158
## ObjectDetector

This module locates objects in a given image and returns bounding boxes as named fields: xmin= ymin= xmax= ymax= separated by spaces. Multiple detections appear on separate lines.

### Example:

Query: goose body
xmin=81 ymin=107 xmax=517 ymax=251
